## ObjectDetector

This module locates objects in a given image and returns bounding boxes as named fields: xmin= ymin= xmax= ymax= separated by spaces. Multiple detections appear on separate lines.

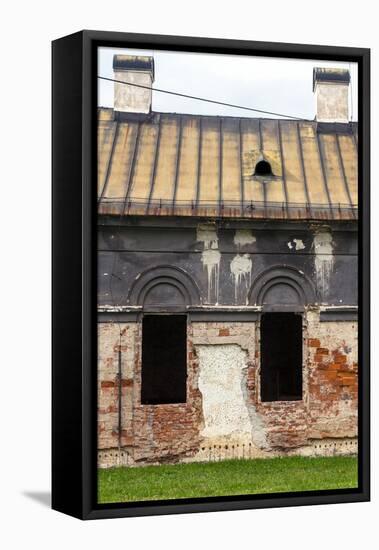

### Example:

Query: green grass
xmin=98 ymin=455 xmax=358 ymax=503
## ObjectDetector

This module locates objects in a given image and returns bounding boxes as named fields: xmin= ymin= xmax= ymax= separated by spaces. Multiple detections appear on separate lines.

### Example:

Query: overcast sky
xmin=98 ymin=47 xmax=358 ymax=121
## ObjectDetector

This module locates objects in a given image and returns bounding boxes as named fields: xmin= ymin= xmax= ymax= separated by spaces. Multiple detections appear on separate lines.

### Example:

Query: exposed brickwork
xmin=98 ymin=310 xmax=358 ymax=467
xmin=98 ymin=322 xmax=202 ymax=464
xmin=248 ymin=317 xmax=309 ymax=450
xmin=306 ymin=310 xmax=358 ymax=439
xmin=131 ymin=322 xmax=203 ymax=463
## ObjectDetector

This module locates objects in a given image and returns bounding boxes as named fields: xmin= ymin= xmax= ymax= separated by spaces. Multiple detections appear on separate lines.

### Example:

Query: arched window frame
xmin=127 ymin=265 xmax=200 ymax=312
xmin=248 ymin=265 xmax=316 ymax=311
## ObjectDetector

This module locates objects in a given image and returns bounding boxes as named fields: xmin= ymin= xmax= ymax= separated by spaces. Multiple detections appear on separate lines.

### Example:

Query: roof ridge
xmin=98 ymin=106 xmax=358 ymax=127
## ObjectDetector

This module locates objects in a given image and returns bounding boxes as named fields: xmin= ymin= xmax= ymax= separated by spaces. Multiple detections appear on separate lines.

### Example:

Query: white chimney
xmin=113 ymin=55 xmax=154 ymax=115
xmin=313 ymin=68 xmax=350 ymax=123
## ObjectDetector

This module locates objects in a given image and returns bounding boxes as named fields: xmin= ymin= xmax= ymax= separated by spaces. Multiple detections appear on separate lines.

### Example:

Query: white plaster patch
xmin=197 ymin=224 xmax=220 ymax=303
xmin=288 ymin=239 xmax=306 ymax=250
xmin=230 ymin=254 xmax=252 ymax=303
xmin=197 ymin=345 xmax=252 ymax=439
xmin=201 ymin=249 xmax=221 ymax=303
xmin=234 ymin=229 xmax=256 ymax=248
xmin=197 ymin=224 xmax=218 ymax=250
xmin=313 ymin=230 xmax=334 ymax=296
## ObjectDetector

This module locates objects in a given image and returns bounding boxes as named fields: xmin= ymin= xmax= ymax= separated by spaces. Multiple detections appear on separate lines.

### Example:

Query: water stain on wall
xmin=201 ymin=249 xmax=221 ymax=303
xmin=197 ymin=224 xmax=221 ymax=303
xmin=313 ymin=230 xmax=334 ymax=299
xmin=230 ymin=254 xmax=252 ymax=303
xmin=234 ymin=229 xmax=256 ymax=248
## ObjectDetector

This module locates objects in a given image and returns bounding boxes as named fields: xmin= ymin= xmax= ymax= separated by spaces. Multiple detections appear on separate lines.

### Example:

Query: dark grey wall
xmin=97 ymin=217 xmax=357 ymax=309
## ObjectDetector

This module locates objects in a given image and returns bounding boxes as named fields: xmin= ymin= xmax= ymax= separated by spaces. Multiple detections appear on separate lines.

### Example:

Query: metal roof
xmin=97 ymin=108 xmax=358 ymax=220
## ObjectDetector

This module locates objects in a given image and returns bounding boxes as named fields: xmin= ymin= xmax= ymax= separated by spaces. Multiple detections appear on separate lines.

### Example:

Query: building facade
xmin=97 ymin=57 xmax=358 ymax=468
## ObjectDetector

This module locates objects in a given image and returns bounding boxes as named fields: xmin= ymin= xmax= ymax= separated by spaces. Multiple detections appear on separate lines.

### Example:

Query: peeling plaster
xmin=197 ymin=224 xmax=221 ymax=303
xmin=234 ymin=229 xmax=256 ymax=248
xmin=98 ymin=313 xmax=358 ymax=466
xmin=197 ymin=224 xmax=218 ymax=250
xmin=241 ymin=370 xmax=268 ymax=450
xmin=196 ymin=344 xmax=267 ymax=451
xmin=313 ymin=230 xmax=334 ymax=296
xmin=230 ymin=254 xmax=252 ymax=303
xmin=201 ymin=249 xmax=221 ymax=304
xmin=288 ymin=238 xmax=306 ymax=250
xmin=197 ymin=345 xmax=252 ymax=439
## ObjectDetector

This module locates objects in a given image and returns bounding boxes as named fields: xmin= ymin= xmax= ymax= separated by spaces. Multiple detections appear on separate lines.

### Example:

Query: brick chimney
xmin=313 ymin=68 xmax=350 ymax=123
xmin=113 ymin=55 xmax=155 ymax=115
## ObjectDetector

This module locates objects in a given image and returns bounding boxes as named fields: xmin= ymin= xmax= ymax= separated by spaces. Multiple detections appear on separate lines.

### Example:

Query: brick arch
xmin=127 ymin=265 xmax=201 ymax=310
xmin=248 ymin=265 xmax=316 ymax=311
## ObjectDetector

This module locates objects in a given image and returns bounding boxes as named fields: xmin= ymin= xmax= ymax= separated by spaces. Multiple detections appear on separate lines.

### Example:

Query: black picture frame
xmin=52 ymin=30 xmax=370 ymax=520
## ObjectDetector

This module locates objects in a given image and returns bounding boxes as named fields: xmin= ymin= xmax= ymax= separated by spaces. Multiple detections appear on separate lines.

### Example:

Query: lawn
xmin=98 ymin=455 xmax=358 ymax=503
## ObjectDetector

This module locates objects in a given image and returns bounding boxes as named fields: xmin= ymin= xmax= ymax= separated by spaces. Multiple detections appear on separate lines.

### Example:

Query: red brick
xmin=339 ymin=377 xmax=356 ymax=386
xmin=316 ymin=347 xmax=329 ymax=355
xmin=324 ymin=371 xmax=338 ymax=381
xmin=329 ymin=363 xmax=342 ymax=371
xmin=98 ymin=320 xmax=358 ymax=465
xmin=314 ymin=354 xmax=328 ymax=363
xmin=101 ymin=380 xmax=115 ymax=388
xmin=308 ymin=338 xmax=321 ymax=347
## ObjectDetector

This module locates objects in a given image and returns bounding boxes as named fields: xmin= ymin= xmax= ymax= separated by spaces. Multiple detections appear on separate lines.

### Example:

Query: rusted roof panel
xmin=175 ymin=116 xmax=199 ymax=205
xmin=221 ymin=118 xmax=241 ymax=204
xmin=98 ymin=108 xmax=358 ymax=220
xmin=97 ymin=120 xmax=117 ymax=197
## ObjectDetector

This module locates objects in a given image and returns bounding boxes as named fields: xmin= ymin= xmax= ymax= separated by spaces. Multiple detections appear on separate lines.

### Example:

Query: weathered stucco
xmin=315 ymin=82 xmax=349 ymax=123
xmin=197 ymin=345 xmax=251 ymax=439
xmin=98 ymin=311 xmax=358 ymax=468
xmin=98 ymin=221 xmax=357 ymax=308
xmin=288 ymin=238 xmax=306 ymax=250
xmin=97 ymin=217 xmax=357 ymax=468
xmin=313 ymin=230 xmax=334 ymax=299
xmin=230 ymin=254 xmax=252 ymax=303
xmin=197 ymin=224 xmax=221 ymax=304
xmin=234 ymin=229 xmax=256 ymax=248
xmin=114 ymin=70 xmax=153 ymax=114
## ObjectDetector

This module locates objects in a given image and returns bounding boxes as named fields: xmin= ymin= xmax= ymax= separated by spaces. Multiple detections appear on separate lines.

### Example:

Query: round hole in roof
xmin=254 ymin=159 xmax=273 ymax=177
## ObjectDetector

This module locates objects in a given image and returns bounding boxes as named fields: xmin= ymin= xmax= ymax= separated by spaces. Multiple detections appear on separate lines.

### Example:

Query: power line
xmin=98 ymin=75 xmax=311 ymax=121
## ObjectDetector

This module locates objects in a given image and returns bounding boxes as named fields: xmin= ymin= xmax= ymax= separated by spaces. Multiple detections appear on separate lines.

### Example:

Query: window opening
xmin=141 ymin=315 xmax=187 ymax=404
xmin=260 ymin=312 xmax=302 ymax=401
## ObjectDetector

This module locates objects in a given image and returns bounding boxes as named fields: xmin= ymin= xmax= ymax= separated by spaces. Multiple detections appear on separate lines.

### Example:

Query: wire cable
xmin=98 ymin=75 xmax=311 ymax=121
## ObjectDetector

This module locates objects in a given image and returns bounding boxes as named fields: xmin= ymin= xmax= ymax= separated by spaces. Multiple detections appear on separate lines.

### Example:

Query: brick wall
xmin=98 ymin=321 xmax=202 ymax=465
xmin=306 ymin=310 xmax=358 ymax=439
xmin=97 ymin=310 xmax=358 ymax=467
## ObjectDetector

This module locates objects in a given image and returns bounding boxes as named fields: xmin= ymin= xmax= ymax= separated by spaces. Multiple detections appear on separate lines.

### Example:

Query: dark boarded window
xmin=260 ymin=313 xmax=302 ymax=402
xmin=141 ymin=315 xmax=187 ymax=404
